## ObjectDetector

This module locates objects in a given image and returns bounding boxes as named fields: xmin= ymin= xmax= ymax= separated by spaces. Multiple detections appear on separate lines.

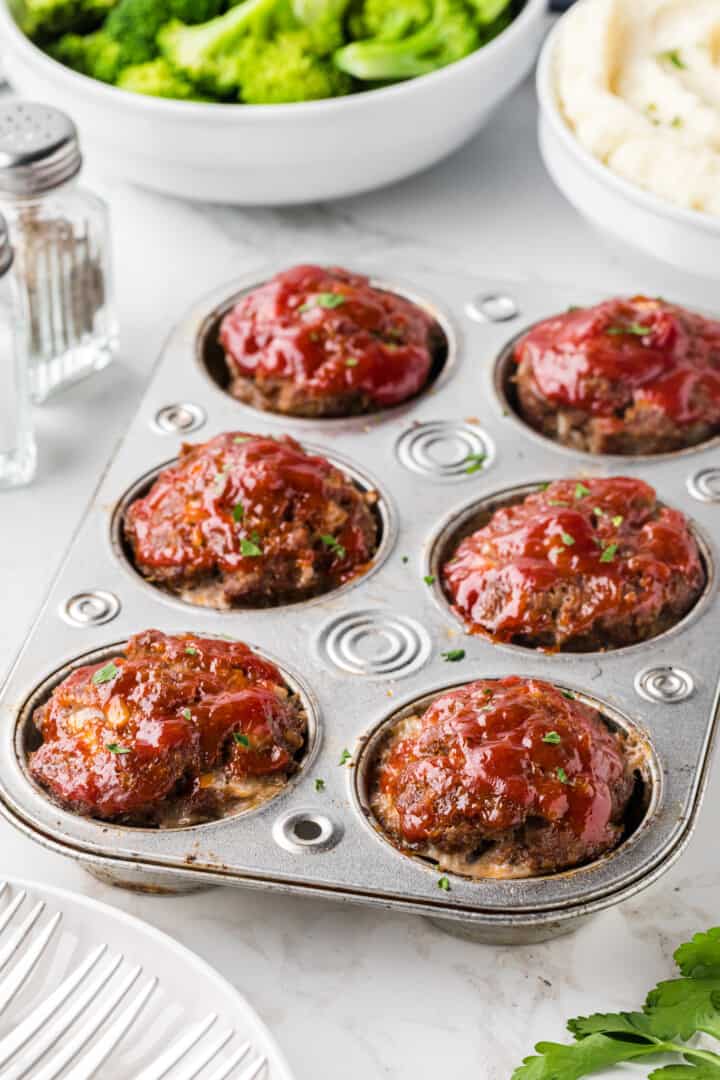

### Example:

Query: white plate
xmin=0 ymin=878 xmax=294 ymax=1079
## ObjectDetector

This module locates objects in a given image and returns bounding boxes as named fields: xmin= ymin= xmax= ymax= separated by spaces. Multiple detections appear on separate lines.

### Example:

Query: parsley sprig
xmin=512 ymin=927 xmax=720 ymax=1079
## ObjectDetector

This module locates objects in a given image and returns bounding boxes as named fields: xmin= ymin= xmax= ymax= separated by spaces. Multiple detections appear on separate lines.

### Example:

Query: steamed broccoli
xmin=48 ymin=27 xmax=123 ymax=80
xmin=291 ymin=0 xmax=348 ymax=53
xmin=117 ymin=55 xmax=206 ymax=95
xmin=348 ymin=0 xmax=430 ymax=43
xmin=465 ymin=0 xmax=512 ymax=24
xmin=334 ymin=0 xmax=478 ymax=81
xmin=104 ymin=0 xmax=223 ymax=63
xmin=158 ymin=0 xmax=280 ymax=96
xmin=12 ymin=0 xmax=117 ymax=41
xmin=238 ymin=29 xmax=350 ymax=101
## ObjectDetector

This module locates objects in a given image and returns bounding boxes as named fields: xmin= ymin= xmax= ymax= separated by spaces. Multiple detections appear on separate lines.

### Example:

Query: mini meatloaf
xmin=218 ymin=264 xmax=441 ymax=417
xmin=370 ymin=677 xmax=637 ymax=879
xmin=28 ymin=630 xmax=307 ymax=826
xmin=514 ymin=296 xmax=720 ymax=454
xmin=443 ymin=477 xmax=705 ymax=651
xmin=123 ymin=432 xmax=378 ymax=608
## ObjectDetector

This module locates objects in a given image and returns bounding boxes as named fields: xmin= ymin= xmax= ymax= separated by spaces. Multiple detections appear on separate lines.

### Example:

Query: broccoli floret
xmin=12 ymin=0 xmax=117 ymax=41
xmin=104 ymin=0 xmax=223 ymax=66
xmin=238 ymin=29 xmax=351 ymax=101
xmin=158 ymin=0 xmax=280 ymax=96
xmin=465 ymin=0 xmax=512 ymax=24
xmin=290 ymin=0 xmax=348 ymax=53
xmin=348 ymin=0 xmax=430 ymax=42
xmin=47 ymin=27 xmax=123 ymax=80
xmin=334 ymin=0 xmax=477 ymax=80
xmin=117 ymin=56 xmax=206 ymax=95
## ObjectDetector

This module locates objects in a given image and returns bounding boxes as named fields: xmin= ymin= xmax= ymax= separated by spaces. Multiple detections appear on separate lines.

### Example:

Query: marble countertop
xmin=2 ymin=70 xmax=720 ymax=1080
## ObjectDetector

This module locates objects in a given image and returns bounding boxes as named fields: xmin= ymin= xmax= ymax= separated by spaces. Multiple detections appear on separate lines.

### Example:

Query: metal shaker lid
xmin=0 ymin=216 xmax=13 ymax=276
xmin=0 ymin=103 xmax=82 ymax=196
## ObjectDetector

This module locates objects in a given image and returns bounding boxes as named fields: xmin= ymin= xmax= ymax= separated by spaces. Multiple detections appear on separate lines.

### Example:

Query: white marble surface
xmin=2 ymin=70 xmax=720 ymax=1080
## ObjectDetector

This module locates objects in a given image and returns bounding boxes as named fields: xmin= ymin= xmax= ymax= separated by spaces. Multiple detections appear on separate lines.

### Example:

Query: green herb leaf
xmin=575 ymin=482 xmax=591 ymax=500
xmin=240 ymin=536 xmax=263 ymax=557
xmin=548 ymin=500 xmax=569 ymax=507
xmin=232 ymin=503 xmax=244 ymax=522
xmin=561 ymin=532 xmax=575 ymax=547
xmin=542 ymin=731 xmax=562 ymax=745
xmin=441 ymin=649 xmax=465 ymax=663
xmin=314 ymin=778 xmax=325 ymax=792
xmin=92 ymin=662 xmax=119 ymax=686
xmin=301 ymin=292 xmax=346 ymax=312
xmin=561 ymin=690 xmax=575 ymax=700
xmin=607 ymin=323 xmax=653 ymax=337
xmin=345 ymin=357 xmax=359 ymax=367
xmin=556 ymin=766 xmax=569 ymax=783
xmin=424 ymin=574 xmax=436 ymax=585
xmin=181 ymin=708 xmax=191 ymax=721
xmin=106 ymin=742 xmax=131 ymax=755
xmin=339 ymin=749 xmax=352 ymax=766
xmin=233 ymin=436 xmax=250 ymax=444
xmin=650 ymin=1066 xmax=720 ymax=1079
xmin=464 ymin=453 xmax=486 ymax=475
xmin=401 ymin=555 xmax=409 ymax=564
xmin=676 ymin=929 xmax=720 ymax=978
xmin=437 ymin=876 xmax=451 ymax=892
xmin=185 ymin=646 xmax=198 ymax=656
xmin=233 ymin=732 xmax=250 ymax=747
xmin=593 ymin=507 xmax=604 ymax=518
xmin=512 ymin=1032 xmax=666 ymax=1080
xmin=600 ymin=543 xmax=618 ymax=563
xmin=659 ymin=48 xmax=686 ymax=69
xmin=320 ymin=534 xmax=346 ymax=559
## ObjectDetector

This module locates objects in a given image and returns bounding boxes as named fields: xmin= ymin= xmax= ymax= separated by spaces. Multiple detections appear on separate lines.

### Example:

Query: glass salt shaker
xmin=0 ymin=103 xmax=118 ymax=403
xmin=0 ymin=213 xmax=35 ymax=489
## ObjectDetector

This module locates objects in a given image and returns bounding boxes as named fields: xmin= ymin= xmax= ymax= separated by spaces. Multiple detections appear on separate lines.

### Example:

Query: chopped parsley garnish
xmin=574 ymin=482 xmax=591 ymax=499
xmin=437 ymin=876 xmax=451 ymax=892
xmin=233 ymin=732 xmax=250 ymax=747
xmin=424 ymin=574 xmax=436 ymax=585
xmin=548 ymin=499 xmax=569 ymax=507
xmin=185 ymin=645 xmax=198 ymax=656
xmin=659 ymin=48 xmax=686 ymax=69
xmin=561 ymin=531 xmax=575 ymax=546
xmin=314 ymin=778 xmax=325 ymax=792
xmin=233 ymin=436 xmax=250 ymax=444
xmin=92 ymin=662 xmax=118 ymax=685
xmin=240 ymin=533 xmax=263 ymax=557
xmin=345 ymin=357 xmax=359 ymax=367
xmin=106 ymin=743 xmax=130 ymax=755
xmin=300 ymin=292 xmax=346 ymax=312
xmin=339 ymin=749 xmax=352 ymax=766
xmin=593 ymin=506 xmax=604 ymax=518
xmin=600 ymin=542 xmax=619 ymax=563
xmin=401 ymin=555 xmax=409 ymax=564
xmin=181 ymin=708 xmax=191 ymax=720
xmin=320 ymin=534 xmax=346 ymax=559
xmin=214 ymin=468 xmax=229 ymax=492
xmin=539 ymin=482 xmax=550 ymax=491
xmin=556 ymin=767 xmax=569 ymax=784
xmin=542 ymin=731 xmax=562 ymax=745
xmin=483 ymin=688 xmax=493 ymax=696
xmin=561 ymin=690 xmax=575 ymax=700
xmin=464 ymin=452 xmax=486 ymax=475
xmin=611 ymin=515 xmax=623 ymax=527
xmin=441 ymin=649 xmax=465 ymax=663
xmin=232 ymin=502 xmax=244 ymax=522
xmin=607 ymin=323 xmax=652 ymax=337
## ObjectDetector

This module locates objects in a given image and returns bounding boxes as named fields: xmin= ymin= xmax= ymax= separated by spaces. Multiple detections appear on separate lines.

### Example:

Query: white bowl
xmin=536 ymin=10 xmax=720 ymax=279
xmin=0 ymin=0 xmax=545 ymax=205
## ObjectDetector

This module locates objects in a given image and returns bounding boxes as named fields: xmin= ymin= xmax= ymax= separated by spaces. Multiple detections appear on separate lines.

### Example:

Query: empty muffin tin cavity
xmin=196 ymin=277 xmax=455 ymax=422
xmin=353 ymin=681 xmax=659 ymax=883
xmin=427 ymin=481 xmax=713 ymax=655
xmin=112 ymin=445 xmax=396 ymax=613
xmin=16 ymin=639 xmax=319 ymax=832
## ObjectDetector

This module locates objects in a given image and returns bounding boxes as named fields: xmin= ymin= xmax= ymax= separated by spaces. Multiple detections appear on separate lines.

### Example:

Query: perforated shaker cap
xmin=0 ymin=216 xmax=13 ymax=276
xmin=0 ymin=103 xmax=82 ymax=196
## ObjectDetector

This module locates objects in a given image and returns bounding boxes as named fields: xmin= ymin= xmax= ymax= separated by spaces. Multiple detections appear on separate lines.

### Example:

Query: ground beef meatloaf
xmin=123 ymin=432 xmax=378 ymax=608
xmin=370 ymin=676 xmax=637 ymax=879
xmin=443 ymin=477 xmax=705 ymax=651
xmin=28 ymin=630 xmax=307 ymax=826
xmin=218 ymin=264 xmax=441 ymax=417
xmin=514 ymin=296 xmax=720 ymax=454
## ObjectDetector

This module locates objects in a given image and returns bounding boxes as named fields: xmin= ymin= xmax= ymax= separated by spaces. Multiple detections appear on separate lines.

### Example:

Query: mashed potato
xmin=554 ymin=0 xmax=720 ymax=216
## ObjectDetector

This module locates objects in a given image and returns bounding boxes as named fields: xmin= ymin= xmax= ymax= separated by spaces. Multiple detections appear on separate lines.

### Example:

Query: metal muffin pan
xmin=1 ymin=263 xmax=719 ymax=944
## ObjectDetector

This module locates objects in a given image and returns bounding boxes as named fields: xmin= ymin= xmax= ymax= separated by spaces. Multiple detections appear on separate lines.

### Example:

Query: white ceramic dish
xmin=0 ymin=0 xmax=546 ymax=205
xmin=0 ymin=877 xmax=294 ymax=1079
xmin=536 ymin=8 xmax=720 ymax=279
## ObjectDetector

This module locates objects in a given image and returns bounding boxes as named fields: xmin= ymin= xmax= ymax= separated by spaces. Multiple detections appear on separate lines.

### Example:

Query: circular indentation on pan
xmin=688 ymin=467 xmax=720 ymax=503
xmin=395 ymin=421 xmax=494 ymax=480
xmin=465 ymin=293 xmax=518 ymax=323
xmin=195 ymin=275 xmax=456 ymax=423
xmin=427 ymin=480 xmax=713 ymax=656
xmin=315 ymin=610 xmax=432 ymax=679
xmin=152 ymin=403 xmax=206 ymax=435
xmin=15 ymin=637 xmax=320 ymax=832
xmin=272 ymin=808 xmax=342 ymax=854
xmin=493 ymin=328 xmax=720 ymax=462
xmin=60 ymin=590 xmax=120 ymax=627
xmin=352 ymin=679 xmax=659 ymax=883
xmin=111 ymin=442 xmax=396 ymax=613
xmin=635 ymin=666 xmax=695 ymax=704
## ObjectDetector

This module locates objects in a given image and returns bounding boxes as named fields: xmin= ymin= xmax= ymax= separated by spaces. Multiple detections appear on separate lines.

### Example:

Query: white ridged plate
xmin=0 ymin=878 xmax=294 ymax=1080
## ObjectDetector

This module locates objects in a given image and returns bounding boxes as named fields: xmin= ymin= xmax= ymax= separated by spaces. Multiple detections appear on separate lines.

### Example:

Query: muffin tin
xmin=0 ymin=262 xmax=718 ymax=945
